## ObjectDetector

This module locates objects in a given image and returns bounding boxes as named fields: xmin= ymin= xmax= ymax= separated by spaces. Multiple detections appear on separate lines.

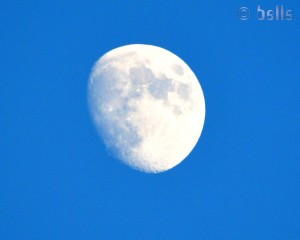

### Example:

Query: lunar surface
xmin=88 ymin=44 xmax=205 ymax=173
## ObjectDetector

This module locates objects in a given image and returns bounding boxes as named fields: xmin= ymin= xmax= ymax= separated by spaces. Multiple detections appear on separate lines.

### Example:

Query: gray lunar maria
xmin=88 ymin=44 xmax=205 ymax=173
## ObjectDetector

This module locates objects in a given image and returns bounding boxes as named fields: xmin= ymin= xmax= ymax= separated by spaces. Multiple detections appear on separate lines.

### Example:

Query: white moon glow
xmin=88 ymin=44 xmax=205 ymax=173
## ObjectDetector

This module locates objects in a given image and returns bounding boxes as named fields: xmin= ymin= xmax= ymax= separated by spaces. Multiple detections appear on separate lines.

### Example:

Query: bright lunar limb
xmin=88 ymin=44 xmax=205 ymax=173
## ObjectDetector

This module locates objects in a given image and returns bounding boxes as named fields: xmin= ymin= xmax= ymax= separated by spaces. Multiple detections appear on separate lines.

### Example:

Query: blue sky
xmin=1 ymin=1 xmax=299 ymax=239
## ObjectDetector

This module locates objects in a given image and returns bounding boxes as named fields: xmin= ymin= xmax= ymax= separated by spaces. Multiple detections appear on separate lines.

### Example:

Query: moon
xmin=88 ymin=44 xmax=205 ymax=173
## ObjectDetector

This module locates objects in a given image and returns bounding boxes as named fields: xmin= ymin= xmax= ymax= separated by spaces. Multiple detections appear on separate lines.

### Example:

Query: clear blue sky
xmin=1 ymin=1 xmax=299 ymax=239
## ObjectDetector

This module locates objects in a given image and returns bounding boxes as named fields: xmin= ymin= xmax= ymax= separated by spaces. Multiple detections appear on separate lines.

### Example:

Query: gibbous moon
xmin=88 ymin=44 xmax=205 ymax=173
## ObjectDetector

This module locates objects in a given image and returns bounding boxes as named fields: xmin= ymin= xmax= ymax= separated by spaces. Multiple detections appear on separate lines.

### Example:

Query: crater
xmin=130 ymin=65 xmax=155 ymax=86
xmin=148 ymin=76 xmax=174 ymax=100
xmin=177 ymin=83 xmax=191 ymax=100
xmin=172 ymin=64 xmax=184 ymax=76
xmin=173 ymin=105 xmax=182 ymax=115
